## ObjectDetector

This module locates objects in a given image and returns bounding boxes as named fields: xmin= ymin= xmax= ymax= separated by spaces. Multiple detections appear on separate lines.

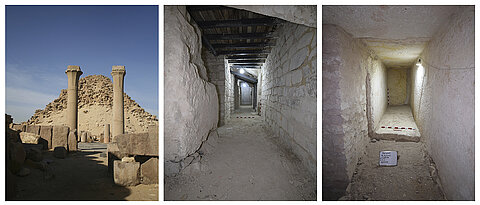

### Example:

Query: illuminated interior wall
xmin=409 ymin=6 xmax=474 ymax=200
xmin=387 ymin=68 xmax=407 ymax=105
xmin=367 ymin=58 xmax=388 ymax=132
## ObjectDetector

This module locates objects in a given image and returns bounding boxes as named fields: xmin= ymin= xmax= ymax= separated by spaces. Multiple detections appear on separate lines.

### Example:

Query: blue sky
xmin=6 ymin=5 xmax=158 ymax=123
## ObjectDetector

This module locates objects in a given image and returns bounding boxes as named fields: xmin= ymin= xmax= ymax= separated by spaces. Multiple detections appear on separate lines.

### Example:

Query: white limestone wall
xmin=261 ymin=22 xmax=316 ymax=177
xmin=322 ymin=24 xmax=386 ymax=199
xmin=224 ymin=64 xmax=235 ymax=123
xmin=164 ymin=6 xmax=219 ymax=162
xmin=409 ymin=6 xmax=474 ymax=200
xmin=387 ymin=68 xmax=408 ymax=105
xmin=203 ymin=49 xmax=226 ymax=126
xmin=366 ymin=58 xmax=388 ymax=133
xmin=256 ymin=72 xmax=262 ymax=114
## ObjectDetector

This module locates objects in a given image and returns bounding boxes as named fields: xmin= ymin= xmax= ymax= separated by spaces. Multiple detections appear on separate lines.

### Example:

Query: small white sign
xmin=379 ymin=151 xmax=398 ymax=166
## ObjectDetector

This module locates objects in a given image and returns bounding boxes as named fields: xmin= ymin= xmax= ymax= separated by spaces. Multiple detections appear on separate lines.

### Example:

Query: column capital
xmin=111 ymin=65 xmax=126 ymax=76
xmin=65 ymin=65 xmax=83 ymax=75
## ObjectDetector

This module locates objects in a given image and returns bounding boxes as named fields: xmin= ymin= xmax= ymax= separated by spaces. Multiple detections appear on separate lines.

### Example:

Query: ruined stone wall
xmin=11 ymin=124 xmax=70 ymax=151
xmin=387 ymin=68 xmax=407 ymax=105
xmin=410 ymin=6 xmax=474 ymax=200
xmin=323 ymin=24 xmax=387 ymax=199
xmin=203 ymin=49 xmax=226 ymax=126
xmin=260 ymin=22 xmax=316 ymax=177
xmin=28 ymin=75 xmax=158 ymax=137
xmin=164 ymin=6 xmax=218 ymax=163
xmin=108 ymin=125 xmax=158 ymax=185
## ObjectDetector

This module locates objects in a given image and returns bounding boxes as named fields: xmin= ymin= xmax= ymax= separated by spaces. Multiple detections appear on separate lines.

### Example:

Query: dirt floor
xmin=342 ymin=140 xmax=445 ymax=200
xmin=12 ymin=143 xmax=158 ymax=201
xmin=164 ymin=106 xmax=316 ymax=200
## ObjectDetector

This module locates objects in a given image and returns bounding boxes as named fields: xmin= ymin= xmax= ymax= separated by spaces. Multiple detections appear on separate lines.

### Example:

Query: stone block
xmin=8 ymin=142 xmax=26 ymax=174
xmin=20 ymin=132 xmax=40 ymax=144
xmin=12 ymin=124 xmax=25 ymax=132
xmin=290 ymin=47 xmax=309 ymax=71
xmin=140 ymin=157 xmax=158 ymax=184
xmin=148 ymin=124 xmax=158 ymax=139
xmin=107 ymin=143 xmax=127 ymax=173
xmin=67 ymin=131 xmax=78 ymax=152
xmin=26 ymin=125 xmax=40 ymax=135
xmin=39 ymin=126 xmax=52 ymax=150
xmin=6 ymin=128 xmax=20 ymax=144
xmin=122 ymin=157 xmax=135 ymax=162
xmin=53 ymin=147 xmax=67 ymax=159
xmin=291 ymin=69 xmax=303 ymax=85
xmin=52 ymin=126 xmax=69 ymax=149
xmin=114 ymin=133 xmax=158 ymax=156
xmin=113 ymin=160 xmax=140 ymax=187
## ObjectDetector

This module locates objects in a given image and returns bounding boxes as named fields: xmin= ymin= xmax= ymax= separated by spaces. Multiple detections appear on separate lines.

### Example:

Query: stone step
xmin=373 ymin=132 xmax=420 ymax=142
xmin=374 ymin=105 xmax=421 ymax=142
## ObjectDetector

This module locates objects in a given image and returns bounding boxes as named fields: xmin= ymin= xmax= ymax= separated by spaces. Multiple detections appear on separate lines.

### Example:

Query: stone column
xmin=104 ymin=124 xmax=110 ymax=143
xmin=111 ymin=66 xmax=126 ymax=139
xmin=65 ymin=65 xmax=83 ymax=132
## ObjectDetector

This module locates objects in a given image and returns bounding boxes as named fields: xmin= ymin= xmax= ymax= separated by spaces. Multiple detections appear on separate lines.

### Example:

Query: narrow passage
xmin=165 ymin=110 xmax=316 ymax=200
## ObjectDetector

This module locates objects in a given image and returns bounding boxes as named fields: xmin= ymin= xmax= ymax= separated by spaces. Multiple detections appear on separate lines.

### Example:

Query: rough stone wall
xmin=387 ymin=68 xmax=407 ymax=105
xmin=261 ymin=22 xmax=316 ymax=177
xmin=203 ymin=49 xmax=226 ymax=126
xmin=224 ymin=63 xmax=235 ymax=123
xmin=164 ymin=6 xmax=219 ymax=162
xmin=256 ymin=72 xmax=263 ymax=114
xmin=322 ymin=25 xmax=349 ymax=200
xmin=234 ymin=78 xmax=240 ymax=109
xmin=229 ymin=5 xmax=317 ymax=28
xmin=409 ymin=7 xmax=474 ymax=200
xmin=323 ymin=24 xmax=386 ymax=199
xmin=27 ymin=75 xmax=158 ymax=137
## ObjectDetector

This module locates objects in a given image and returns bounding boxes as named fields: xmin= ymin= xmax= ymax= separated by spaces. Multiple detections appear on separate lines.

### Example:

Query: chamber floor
xmin=375 ymin=105 xmax=420 ymax=142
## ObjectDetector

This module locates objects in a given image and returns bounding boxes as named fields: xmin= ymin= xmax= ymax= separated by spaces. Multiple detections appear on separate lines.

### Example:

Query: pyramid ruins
xmin=27 ymin=75 xmax=158 ymax=138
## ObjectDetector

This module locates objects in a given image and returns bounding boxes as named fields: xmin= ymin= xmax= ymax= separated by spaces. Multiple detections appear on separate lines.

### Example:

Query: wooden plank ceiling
xmin=186 ymin=5 xmax=281 ymax=69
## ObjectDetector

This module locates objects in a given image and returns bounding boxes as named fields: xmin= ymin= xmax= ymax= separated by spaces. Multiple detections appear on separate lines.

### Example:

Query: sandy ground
xmin=165 ymin=106 xmax=316 ymax=200
xmin=12 ymin=143 xmax=158 ymax=201
xmin=343 ymin=140 xmax=445 ymax=200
